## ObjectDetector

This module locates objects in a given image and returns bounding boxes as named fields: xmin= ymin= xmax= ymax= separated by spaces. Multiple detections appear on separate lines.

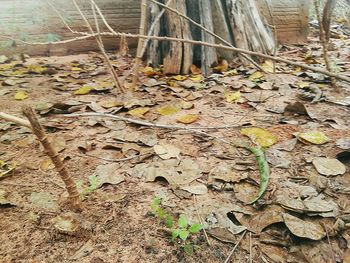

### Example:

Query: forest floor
xmin=0 ymin=32 xmax=350 ymax=263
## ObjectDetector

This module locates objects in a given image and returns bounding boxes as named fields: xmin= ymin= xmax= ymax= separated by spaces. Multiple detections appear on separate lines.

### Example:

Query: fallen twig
xmin=224 ymin=230 xmax=247 ymax=263
xmin=0 ymin=111 xmax=31 ymax=127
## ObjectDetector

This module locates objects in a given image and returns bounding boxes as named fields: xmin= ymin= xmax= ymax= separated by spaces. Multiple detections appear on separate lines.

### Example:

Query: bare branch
xmin=2 ymin=31 xmax=349 ymax=83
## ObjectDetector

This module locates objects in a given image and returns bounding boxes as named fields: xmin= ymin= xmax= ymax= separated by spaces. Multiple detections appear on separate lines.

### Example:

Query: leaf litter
xmin=0 ymin=36 xmax=350 ymax=262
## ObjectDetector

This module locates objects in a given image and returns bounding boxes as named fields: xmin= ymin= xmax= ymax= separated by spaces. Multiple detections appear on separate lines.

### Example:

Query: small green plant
xmin=76 ymin=175 xmax=98 ymax=198
xmin=150 ymin=197 xmax=203 ymax=254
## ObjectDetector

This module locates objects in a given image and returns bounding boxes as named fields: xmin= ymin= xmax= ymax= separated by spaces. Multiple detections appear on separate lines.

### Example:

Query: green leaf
xmin=151 ymin=197 xmax=161 ymax=211
xmin=183 ymin=244 xmax=194 ymax=255
xmin=88 ymin=175 xmax=98 ymax=191
xmin=179 ymin=229 xmax=190 ymax=241
xmin=155 ymin=207 xmax=168 ymax=219
xmin=165 ymin=215 xmax=174 ymax=228
xmin=172 ymin=229 xmax=180 ymax=240
xmin=178 ymin=215 xmax=188 ymax=229
xmin=189 ymin=223 xmax=202 ymax=234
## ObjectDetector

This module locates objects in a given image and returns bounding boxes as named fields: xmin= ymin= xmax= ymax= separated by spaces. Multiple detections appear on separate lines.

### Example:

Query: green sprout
xmin=76 ymin=175 xmax=98 ymax=198
xmin=150 ymin=197 xmax=203 ymax=254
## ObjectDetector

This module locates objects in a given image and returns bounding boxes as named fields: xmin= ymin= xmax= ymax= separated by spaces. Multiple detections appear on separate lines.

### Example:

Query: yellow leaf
xmin=128 ymin=107 xmax=150 ymax=118
xmin=142 ymin=66 xmax=157 ymax=76
xmin=157 ymin=105 xmax=181 ymax=116
xmin=189 ymin=75 xmax=202 ymax=82
xmin=190 ymin=64 xmax=202 ymax=75
xmin=176 ymin=114 xmax=199 ymax=124
xmin=172 ymin=75 xmax=187 ymax=81
xmin=249 ymin=71 xmax=264 ymax=81
xmin=14 ymin=91 xmax=28 ymax=100
xmin=298 ymin=131 xmax=329 ymax=145
xmin=71 ymin=67 xmax=83 ymax=71
xmin=225 ymin=91 xmax=241 ymax=103
xmin=99 ymin=100 xmax=124 ymax=108
xmin=0 ymin=63 xmax=14 ymax=71
xmin=241 ymin=127 xmax=278 ymax=147
xmin=94 ymin=81 xmax=113 ymax=90
xmin=261 ymin=60 xmax=275 ymax=73
xmin=74 ymin=86 xmax=93 ymax=95
xmin=296 ymin=82 xmax=310 ymax=89
xmin=213 ymin=59 xmax=229 ymax=73
xmin=224 ymin=69 xmax=238 ymax=76
xmin=27 ymin=64 xmax=47 ymax=74
xmin=40 ymin=159 xmax=54 ymax=171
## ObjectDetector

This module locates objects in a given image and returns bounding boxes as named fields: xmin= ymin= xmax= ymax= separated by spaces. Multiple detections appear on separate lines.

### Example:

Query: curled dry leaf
xmin=282 ymin=213 xmax=325 ymax=240
xmin=93 ymin=163 xmax=125 ymax=188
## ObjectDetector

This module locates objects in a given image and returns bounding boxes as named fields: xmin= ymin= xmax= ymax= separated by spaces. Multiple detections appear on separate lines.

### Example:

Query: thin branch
xmin=2 ymin=32 xmax=350 ymax=83
xmin=0 ymin=111 xmax=31 ymax=127
xmin=72 ymin=0 xmax=124 ymax=93
xmin=224 ymin=231 xmax=247 ymax=263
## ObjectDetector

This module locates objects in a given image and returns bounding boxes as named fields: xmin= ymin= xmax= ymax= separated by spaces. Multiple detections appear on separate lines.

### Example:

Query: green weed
xmin=150 ymin=197 xmax=203 ymax=254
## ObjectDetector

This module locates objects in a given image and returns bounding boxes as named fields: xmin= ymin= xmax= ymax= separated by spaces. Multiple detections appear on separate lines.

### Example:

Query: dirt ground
xmin=0 ymin=34 xmax=350 ymax=263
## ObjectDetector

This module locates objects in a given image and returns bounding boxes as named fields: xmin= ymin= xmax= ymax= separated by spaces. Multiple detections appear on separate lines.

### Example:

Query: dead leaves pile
xmin=0 ymin=42 xmax=350 ymax=263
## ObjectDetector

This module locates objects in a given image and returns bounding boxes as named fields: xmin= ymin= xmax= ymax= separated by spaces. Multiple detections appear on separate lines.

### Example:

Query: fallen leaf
xmin=14 ymin=91 xmax=28 ymax=100
xmin=261 ymin=60 xmax=275 ymax=73
xmin=249 ymin=71 xmax=264 ymax=82
xmin=172 ymin=75 xmax=187 ymax=81
xmin=176 ymin=114 xmax=199 ymax=124
xmin=213 ymin=59 xmax=228 ymax=73
xmin=93 ymin=163 xmax=125 ymax=188
xmin=128 ymin=107 xmax=150 ymax=118
xmin=241 ymin=127 xmax=278 ymax=147
xmin=154 ymin=144 xmax=181 ymax=160
xmin=225 ymin=91 xmax=241 ymax=103
xmin=74 ymin=86 xmax=93 ymax=95
xmin=180 ymin=183 xmax=208 ymax=195
xmin=312 ymin=157 xmax=346 ymax=176
xmin=157 ymin=105 xmax=181 ymax=116
xmin=29 ymin=192 xmax=58 ymax=210
xmin=298 ymin=131 xmax=329 ymax=145
xmin=190 ymin=64 xmax=202 ymax=75
xmin=282 ymin=213 xmax=325 ymax=240
xmin=336 ymin=138 xmax=350 ymax=150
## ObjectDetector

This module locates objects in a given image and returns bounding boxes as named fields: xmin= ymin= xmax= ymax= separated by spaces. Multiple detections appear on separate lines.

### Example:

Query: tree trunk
xmin=146 ymin=0 xmax=275 ymax=75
